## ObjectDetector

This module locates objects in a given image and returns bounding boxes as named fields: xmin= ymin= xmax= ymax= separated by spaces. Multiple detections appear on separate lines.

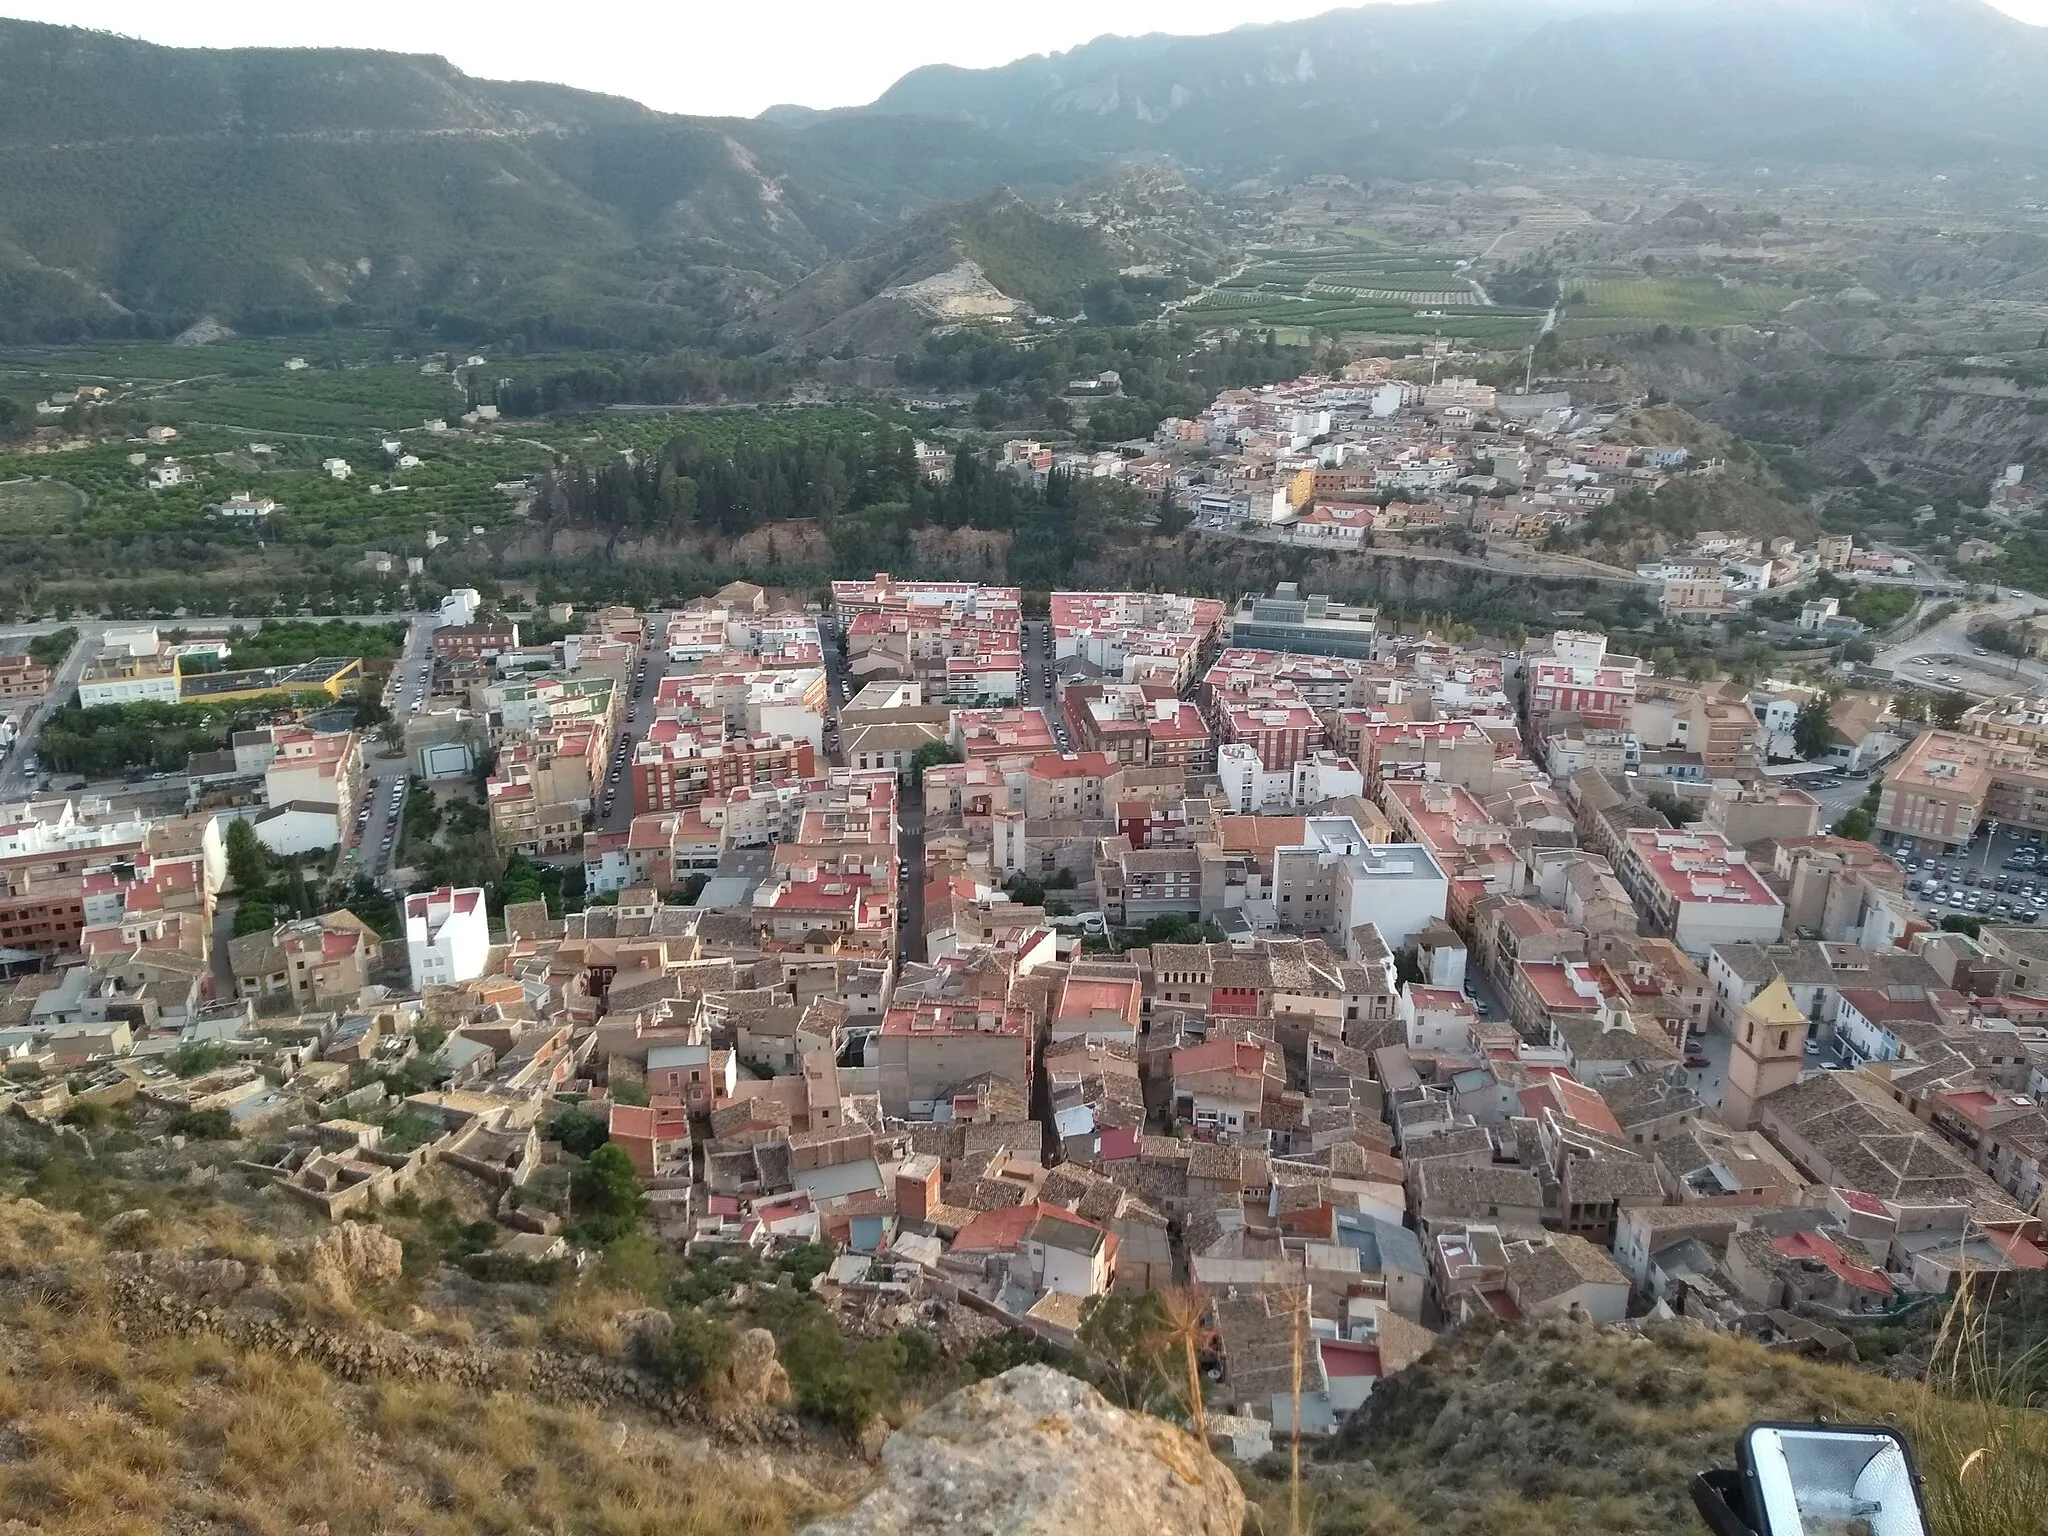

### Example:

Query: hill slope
xmin=0 ymin=21 xmax=1085 ymax=344
xmin=750 ymin=189 xmax=1128 ymax=355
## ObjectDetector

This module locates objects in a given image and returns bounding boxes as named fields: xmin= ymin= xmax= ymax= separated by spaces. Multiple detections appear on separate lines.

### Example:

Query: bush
xmin=166 ymin=1041 xmax=235 ymax=1078
xmin=638 ymin=1308 xmax=736 ymax=1391
xmin=165 ymin=1107 xmax=237 ymax=1140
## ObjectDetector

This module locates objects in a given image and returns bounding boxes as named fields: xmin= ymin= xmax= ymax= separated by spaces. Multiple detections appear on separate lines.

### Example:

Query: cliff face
xmin=801 ymin=1365 xmax=1244 ymax=1536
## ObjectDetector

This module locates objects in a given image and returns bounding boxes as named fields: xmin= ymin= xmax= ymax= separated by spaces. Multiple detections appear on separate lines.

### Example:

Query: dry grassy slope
xmin=1238 ymin=1315 xmax=2044 ymax=1536
xmin=0 ymin=1195 xmax=861 ymax=1536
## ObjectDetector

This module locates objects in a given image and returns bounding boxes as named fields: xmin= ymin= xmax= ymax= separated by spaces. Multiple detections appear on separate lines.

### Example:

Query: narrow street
xmin=594 ymin=618 xmax=673 ymax=836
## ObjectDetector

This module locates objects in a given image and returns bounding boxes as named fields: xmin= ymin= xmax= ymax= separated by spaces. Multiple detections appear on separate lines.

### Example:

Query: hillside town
xmin=0 ymin=532 xmax=2044 ymax=1449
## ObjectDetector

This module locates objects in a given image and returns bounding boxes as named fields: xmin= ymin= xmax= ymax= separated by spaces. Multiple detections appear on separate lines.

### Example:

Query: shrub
xmin=638 ymin=1309 xmax=736 ymax=1392
xmin=165 ymin=1108 xmax=236 ymax=1140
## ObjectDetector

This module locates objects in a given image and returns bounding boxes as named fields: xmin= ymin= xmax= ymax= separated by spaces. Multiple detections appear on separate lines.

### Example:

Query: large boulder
xmin=801 ymin=1365 xmax=1243 ymax=1536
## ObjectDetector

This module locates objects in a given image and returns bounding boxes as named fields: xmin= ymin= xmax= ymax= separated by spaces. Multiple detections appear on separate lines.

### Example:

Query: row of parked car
xmin=1906 ymin=841 xmax=2048 ymax=922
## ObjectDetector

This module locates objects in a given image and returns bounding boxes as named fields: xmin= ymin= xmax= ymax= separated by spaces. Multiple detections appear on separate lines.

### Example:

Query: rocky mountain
xmin=855 ymin=0 xmax=2048 ymax=178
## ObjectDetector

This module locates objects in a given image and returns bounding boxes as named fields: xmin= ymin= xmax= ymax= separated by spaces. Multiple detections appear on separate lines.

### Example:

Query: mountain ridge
xmin=8 ymin=3 xmax=2048 ymax=344
xmin=850 ymin=0 xmax=2048 ymax=175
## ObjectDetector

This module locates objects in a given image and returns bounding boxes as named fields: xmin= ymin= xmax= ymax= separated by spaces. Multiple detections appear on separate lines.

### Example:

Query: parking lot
xmin=1891 ymin=823 xmax=2048 ymax=927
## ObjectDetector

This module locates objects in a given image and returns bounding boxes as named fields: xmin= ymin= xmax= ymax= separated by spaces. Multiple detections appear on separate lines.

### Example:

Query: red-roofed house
xmin=1053 ymin=971 xmax=1143 ymax=1046
xmin=608 ymin=1100 xmax=690 ymax=1180
xmin=1172 ymin=1038 xmax=1274 ymax=1136
xmin=1616 ymin=828 xmax=1785 ymax=957
xmin=950 ymin=1200 xmax=1118 ymax=1297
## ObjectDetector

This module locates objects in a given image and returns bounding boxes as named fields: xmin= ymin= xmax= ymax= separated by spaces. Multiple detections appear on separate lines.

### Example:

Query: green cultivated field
xmin=1557 ymin=276 xmax=1799 ymax=338
xmin=1185 ymin=240 xmax=1544 ymax=345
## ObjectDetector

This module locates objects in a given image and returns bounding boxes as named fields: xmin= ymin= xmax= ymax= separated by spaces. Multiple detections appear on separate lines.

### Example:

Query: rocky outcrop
xmin=801 ymin=1365 xmax=1243 ymax=1536
xmin=721 ymin=1326 xmax=793 ymax=1407
xmin=283 ymin=1223 xmax=403 ymax=1306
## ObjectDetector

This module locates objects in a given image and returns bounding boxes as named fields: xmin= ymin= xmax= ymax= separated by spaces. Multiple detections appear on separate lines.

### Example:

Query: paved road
xmin=593 ymin=620 xmax=672 ymax=835
xmin=1877 ymin=592 xmax=2047 ymax=697
xmin=0 ymin=630 xmax=92 ymax=797
xmin=0 ymin=611 xmax=429 ymax=643
xmin=337 ymin=614 xmax=437 ymax=882
xmin=1021 ymin=618 xmax=1073 ymax=749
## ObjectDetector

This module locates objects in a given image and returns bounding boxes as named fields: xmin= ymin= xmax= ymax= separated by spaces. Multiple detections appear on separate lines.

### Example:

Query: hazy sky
xmin=4 ymin=0 xmax=2047 ymax=118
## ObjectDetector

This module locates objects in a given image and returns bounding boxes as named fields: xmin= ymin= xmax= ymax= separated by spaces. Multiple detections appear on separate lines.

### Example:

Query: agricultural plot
xmin=1187 ymin=242 xmax=1542 ymax=344
xmin=157 ymin=367 xmax=466 ymax=438
xmin=0 ymin=478 xmax=85 ymax=530
xmin=1556 ymin=276 xmax=1800 ymax=338
xmin=0 ymin=398 xmax=881 ymax=581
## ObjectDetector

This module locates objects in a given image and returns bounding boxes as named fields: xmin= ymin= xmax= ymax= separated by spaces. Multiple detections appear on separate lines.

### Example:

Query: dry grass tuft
xmin=1906 ymin=1275 xmax=2048 ymax=1536
xmin=547 ymin=1281 xmax=640 ymax=1355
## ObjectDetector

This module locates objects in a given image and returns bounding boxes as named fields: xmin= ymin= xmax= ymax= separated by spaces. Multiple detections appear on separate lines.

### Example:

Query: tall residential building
xmin=1872 ymin=729 xmax=2025 ymax=849
xmin=1526 ymin=630 xmax=1645 ymax=733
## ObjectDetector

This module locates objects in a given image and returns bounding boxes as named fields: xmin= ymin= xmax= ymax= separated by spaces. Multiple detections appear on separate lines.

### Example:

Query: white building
xmin=249 ymin=802 xmax=342 ymax=856
xmin=1398 ymin=985 xmax=1480 ymax=1053
xmin=214 ymin=492 xmax=277 ymax=520
xmin=404 ymin=886 xmax=490 ymax=991
xmin=438 ymin=587 xmax=481 ymax=629
xmin=1217 ymin=742 xmax=1364 ymax=813
xmin=321 ymin=458 xmax=352 ymax=481
xmin=1271 ymin=819 xmax=1449 ymax=955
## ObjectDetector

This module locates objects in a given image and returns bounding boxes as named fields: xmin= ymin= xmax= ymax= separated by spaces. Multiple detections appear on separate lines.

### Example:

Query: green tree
xmin=1793 ymin=693 xmax=1837 ymax=761
xmin=224 ymin=817 xmax=272 ymax=893
xmin=1832 ymin=808 xmax=1875 ymax=842
xmin=231 ymin=893 xmax=276 ymax=936
xmin=550 ymin=1105 xmax=609 ymax=1159
xmin=1073 ymin=1292 xmax=1177 ymax=1413
xmin=569 ymin=1143 xmax=643 ymax=1244
xmin=1932 ymin=690 xmax=1972 ymax=729
xmin=909 ymin=740 xmax=963 ymax=787
xmin=27 ymin=626 xmax=78 ymax=669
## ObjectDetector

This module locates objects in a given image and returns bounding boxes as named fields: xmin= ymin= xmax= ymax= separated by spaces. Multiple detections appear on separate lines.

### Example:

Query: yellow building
xmin=180 ymin=656 xmax=361 ymax=704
